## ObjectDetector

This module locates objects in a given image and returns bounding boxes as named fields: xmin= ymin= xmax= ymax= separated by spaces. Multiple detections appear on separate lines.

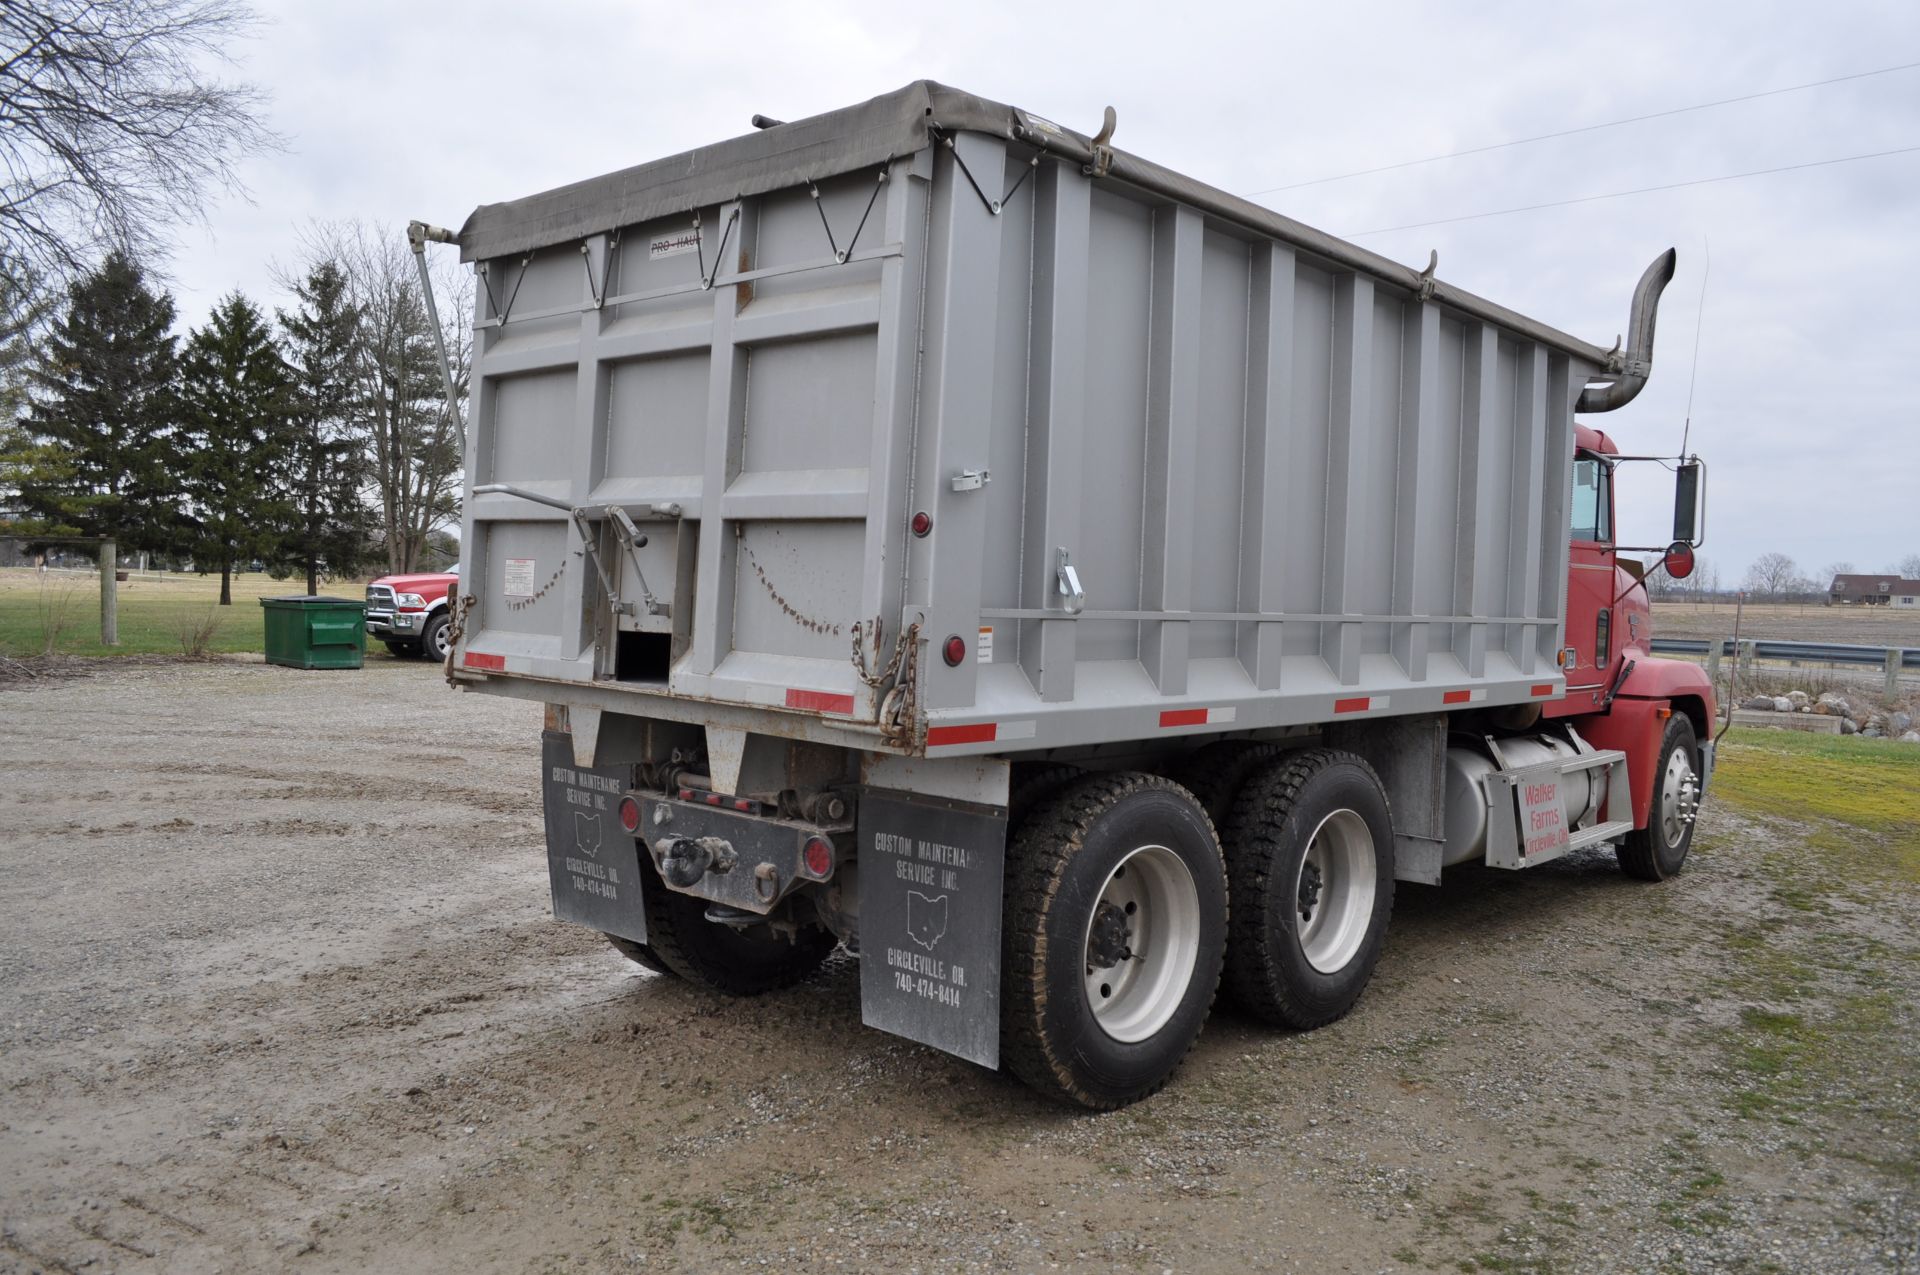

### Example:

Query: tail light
xmin=617 ymin=796 xmax=641 ymax=833
xmin=802 ymin=836 xmax=835 ymax=878
xmin=942 ymin=634 xmax=967 ymax=666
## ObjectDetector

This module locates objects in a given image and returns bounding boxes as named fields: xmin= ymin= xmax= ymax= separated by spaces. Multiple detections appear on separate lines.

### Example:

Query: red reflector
xmin=677 ymin=788 xmax=693 ymax=802
xmin=942 ymin=635 xmax=967 ymax=666
xmin=926 ymin=722 xmax=996 ymax=747
xmin=1333 ymin=697 xmax=1370 ymax=714
xmin=1159 ymin=708 xmax=1209 ymax=728
xmin=1531 ymin=684 xmax=1556 ymax=697
xmin=803 ymin=836 xmax=834 ymax=877
xmin=618 ymin=797 xmax=641 ymax=833
xmin=706 ymin=794 xmax=723 ymax=806
xmin=786 ymin=687 xmax=856 ymax=715
xmin=1443 ymin=689 xmax=1472 ymax=705
xmin=910 ymin=511 xmax=932 ymax=537
xmin=734 ymin=798 xmax=753 ymax=812
xmin=464 ymin=652 xmax=505 ymax=671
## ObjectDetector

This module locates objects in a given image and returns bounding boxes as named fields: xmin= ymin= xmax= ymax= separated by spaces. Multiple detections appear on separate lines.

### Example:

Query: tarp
xmin=455 ymin=80 xmax=1621 ymax=370
xmin=458 ymin=81 xmax=1021 ymax=263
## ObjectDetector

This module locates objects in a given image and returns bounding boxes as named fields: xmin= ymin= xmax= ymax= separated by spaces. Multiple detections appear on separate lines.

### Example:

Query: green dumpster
xmin=260 ymin=596 xmax=367 ymax=669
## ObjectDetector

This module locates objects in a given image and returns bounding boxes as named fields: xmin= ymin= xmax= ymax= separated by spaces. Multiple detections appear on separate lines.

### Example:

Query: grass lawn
xmin=1713 ymin=725 xmax=1920 ymax=881
xmin=0 ymin=567 xmax=371 ymax=658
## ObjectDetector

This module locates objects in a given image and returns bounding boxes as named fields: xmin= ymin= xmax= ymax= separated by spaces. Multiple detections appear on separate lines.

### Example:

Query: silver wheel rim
xmin=1295 ymin=809 xmax=1376 ymax=974
xmin=1083 ymin=844 xmax=1201 ymax=1044
xmin=430 ymin=621 xmax=449 ymax=658
xmin=1657 ymin=745 xmax=1699 ymax=848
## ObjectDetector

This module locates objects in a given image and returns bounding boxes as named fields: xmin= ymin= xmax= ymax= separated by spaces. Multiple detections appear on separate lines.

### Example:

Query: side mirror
xmin=1673 ymin=460 xmax=1703 ymax=545
xmin=1662 ymin=540 xmax=1696 ymax=580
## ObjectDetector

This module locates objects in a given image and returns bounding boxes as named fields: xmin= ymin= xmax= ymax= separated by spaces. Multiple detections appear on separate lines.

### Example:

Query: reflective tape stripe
xmin=1531 ymin=684 xmax=1558 ymax=697
xmin=926 ymin=723 xmax=997 ymax=747
xmin=1158 ymin=706 xmax=1238 ymax=728
xmin=786 ymin=688 xmax=856 ymax=715
xmin=463 ymin=652 xmax=505 ymax=672
xmin=1442 ymin=688 xmax=1487 ymax=705
xmin=1333 ymin=695 xmax=1390 ymax=714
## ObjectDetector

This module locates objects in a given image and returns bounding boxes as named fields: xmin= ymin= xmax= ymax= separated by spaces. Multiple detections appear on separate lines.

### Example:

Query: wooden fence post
xmin=99 ymin=538 xmax=118 ymax=647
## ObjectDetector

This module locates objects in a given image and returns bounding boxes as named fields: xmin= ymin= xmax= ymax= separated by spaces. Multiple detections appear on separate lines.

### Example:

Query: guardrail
xmin=1650 ymin=637 xmax=1918 ymax=697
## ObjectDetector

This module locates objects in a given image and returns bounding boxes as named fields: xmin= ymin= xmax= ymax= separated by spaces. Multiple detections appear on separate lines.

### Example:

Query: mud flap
xmin=540 ymin=730 xmax=647 ymax=942
xmin=857 ymin=790 xmax=1007 ymax=1069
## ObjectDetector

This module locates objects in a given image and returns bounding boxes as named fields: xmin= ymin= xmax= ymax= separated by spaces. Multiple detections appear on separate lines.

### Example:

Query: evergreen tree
xmin=177 ymin=293 xmax=293 ymax=604
xmin=11 ymin=253 xmax=180 ymax=551
xmin=275 ymin=260 xmax=370 ymax=593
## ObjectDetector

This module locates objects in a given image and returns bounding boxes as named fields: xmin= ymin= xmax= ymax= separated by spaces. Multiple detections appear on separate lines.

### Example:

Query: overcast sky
xmin=164 ymin=0 xmax=1920 ymax=585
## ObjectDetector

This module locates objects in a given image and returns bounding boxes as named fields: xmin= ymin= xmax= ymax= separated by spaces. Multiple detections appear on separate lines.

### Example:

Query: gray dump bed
xmin=449 ymin=81 xmax=1623 ymax=756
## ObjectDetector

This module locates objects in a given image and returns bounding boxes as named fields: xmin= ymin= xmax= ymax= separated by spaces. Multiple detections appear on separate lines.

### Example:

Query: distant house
xmin=1829 ymin=573 xmax=1920 ymax=606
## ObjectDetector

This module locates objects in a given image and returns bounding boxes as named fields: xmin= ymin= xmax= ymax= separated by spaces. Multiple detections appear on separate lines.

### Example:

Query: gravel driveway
xmin=2 ymin=660 xmax=1915 ymax=1273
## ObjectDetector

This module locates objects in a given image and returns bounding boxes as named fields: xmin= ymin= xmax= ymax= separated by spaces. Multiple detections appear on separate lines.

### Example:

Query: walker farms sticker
xmin=648 ymin=230 xmax=700 ymax=260
xmin=503 ymin=557 xmax=536 ymax=598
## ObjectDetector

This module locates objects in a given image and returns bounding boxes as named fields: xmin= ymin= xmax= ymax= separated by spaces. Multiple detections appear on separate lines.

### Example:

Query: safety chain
xmin=441 ymin=593 xmax=476 ymax=686
xmin=506 ymin=559 xmax=567 ymax=611
xmin=852 ymin=618 xmax=921 ymax=746
xmin=880 ymin=627 xmax=920 ymax=746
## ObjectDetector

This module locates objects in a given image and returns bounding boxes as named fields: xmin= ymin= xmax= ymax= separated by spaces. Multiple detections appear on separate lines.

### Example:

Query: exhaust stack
xmin=1576 ymin=248 xmax=1678 ymax=413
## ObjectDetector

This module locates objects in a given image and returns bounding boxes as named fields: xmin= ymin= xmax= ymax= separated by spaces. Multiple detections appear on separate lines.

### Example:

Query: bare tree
xmin=300 ymin=221 xmax=470 ymax=573
xmin=1899 ymin=553 xmax=1920 ymax=580
xmin=1743 ymin=551 xmax=1798 ymax=602
xmin=0 ymin=0 xmax=279 ymax=282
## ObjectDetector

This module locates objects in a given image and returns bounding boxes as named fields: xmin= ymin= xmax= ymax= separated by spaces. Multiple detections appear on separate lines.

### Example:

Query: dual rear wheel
xmin=1001 ymin=750 xmax=1395 ymax=1109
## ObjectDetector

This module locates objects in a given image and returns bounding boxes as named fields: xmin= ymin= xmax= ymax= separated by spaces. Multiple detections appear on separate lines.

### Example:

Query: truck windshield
xmin=1570 ymin=457 xmax=1611 ymax=542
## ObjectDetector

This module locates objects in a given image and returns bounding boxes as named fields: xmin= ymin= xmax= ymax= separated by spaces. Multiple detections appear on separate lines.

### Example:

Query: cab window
xmin=1570 ymin=457 xmax=1611 ymax=542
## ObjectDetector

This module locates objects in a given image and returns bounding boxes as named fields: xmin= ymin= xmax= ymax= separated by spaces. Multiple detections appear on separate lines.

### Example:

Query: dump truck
xmin=412 ymin=81 xmax=1715 ymax=1109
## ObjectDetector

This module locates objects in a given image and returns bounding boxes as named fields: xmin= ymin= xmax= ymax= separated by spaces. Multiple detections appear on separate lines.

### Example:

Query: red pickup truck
xmin=364 ymin=567 xmax=459 ymax=659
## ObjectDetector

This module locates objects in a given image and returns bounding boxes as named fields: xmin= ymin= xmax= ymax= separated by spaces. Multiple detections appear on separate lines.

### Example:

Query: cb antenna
xmin=1680 ymin=235 xmax=1710 ymax=458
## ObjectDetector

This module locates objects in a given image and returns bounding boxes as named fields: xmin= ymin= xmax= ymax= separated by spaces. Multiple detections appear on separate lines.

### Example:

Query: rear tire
xmin=1617 ymin=714 xmax=1701 ymax=881
xmin=1221 ymin=749 xmax=1394 ymax=1030
xmin=1170 ymin=740 xmax=1289 ymax=827
xmin=606 ymin=934 xmax=677 ymax=977
xmin=1001 ymin=773 xmax=1227 ymax=1110
xmin=635 ymin=853 xmax=837 ymax=995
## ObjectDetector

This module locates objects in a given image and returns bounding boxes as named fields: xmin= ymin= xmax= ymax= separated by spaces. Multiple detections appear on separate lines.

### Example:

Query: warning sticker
xmin=977 ymin=626 xmax=993 ymax=664
xmin=648 ymin=230 xmax=701 ymax=260
xmin=503 ymin=557 xmax=536 ymax=598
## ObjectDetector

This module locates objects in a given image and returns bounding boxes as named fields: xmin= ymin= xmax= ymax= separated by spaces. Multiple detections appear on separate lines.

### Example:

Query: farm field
xmin=1652 ymin=599 xmax=1920 ymax=648
xmin=1 ymin=662 xmax=1915 ymax=1273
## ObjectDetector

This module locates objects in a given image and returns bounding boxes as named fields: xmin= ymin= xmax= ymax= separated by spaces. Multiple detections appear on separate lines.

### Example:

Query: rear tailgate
xmin=455 ymin=161 xmax=927 ymax=729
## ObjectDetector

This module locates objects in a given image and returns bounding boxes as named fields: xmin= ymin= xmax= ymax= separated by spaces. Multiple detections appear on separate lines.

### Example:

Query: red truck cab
xmin=365 ymin=567 xmax=460 ymax=660
xmin=1546 ymin=425 xmax=1716 ymax=878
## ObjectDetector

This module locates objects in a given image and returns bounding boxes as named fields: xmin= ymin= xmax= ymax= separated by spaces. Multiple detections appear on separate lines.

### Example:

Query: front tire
xmin=1221 ymin=749 xmax=1395 ymax=1030
xmin=1001 ymin=773 xmax=1228 ymax=1110
xmin=421 ymin=613 xmax=451 ymax=661
xmin=1617 ymin=714 xmax=1701 ymax=881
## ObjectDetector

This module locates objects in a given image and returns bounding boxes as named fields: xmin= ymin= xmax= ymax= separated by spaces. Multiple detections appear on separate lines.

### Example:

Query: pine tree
xmin=275 ymin=260 xmax=370 ymax=593
xmin=11 ymin=253 xmax=180 ymax=551
xmin=177 ymin=294 xmax=293 ymax=605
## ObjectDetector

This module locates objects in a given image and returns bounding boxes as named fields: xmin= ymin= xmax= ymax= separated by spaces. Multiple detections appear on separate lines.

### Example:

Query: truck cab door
xmin=1563 ymin=455 xmax=1616 ymax=699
